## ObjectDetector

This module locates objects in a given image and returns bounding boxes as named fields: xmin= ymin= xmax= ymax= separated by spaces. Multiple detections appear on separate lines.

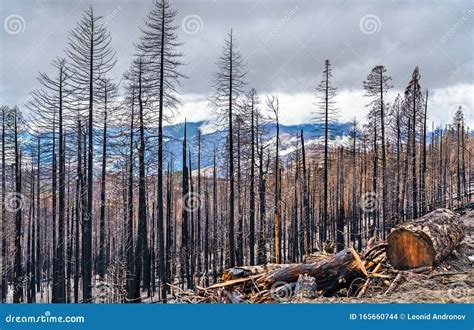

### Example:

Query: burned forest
xmin=0 ymin=0 xmax=473 ymax=304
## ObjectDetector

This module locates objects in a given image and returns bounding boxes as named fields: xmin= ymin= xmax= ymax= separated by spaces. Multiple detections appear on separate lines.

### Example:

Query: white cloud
xmin=428 ymin=84 xmax=473 ymax=128
xmin=174 ymin=83 xmax=474 ymax=128
xmin=174 ymin=94 xmax=213 ymax=124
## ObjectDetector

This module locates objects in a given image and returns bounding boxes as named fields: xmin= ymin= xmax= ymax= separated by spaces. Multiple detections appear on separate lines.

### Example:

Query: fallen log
xmin=386 ymin=209 xmax=464 ymax=270
xmin=221 ymin=264 xmax=285 ymax=282
xmin=204 ymin=274 xmax=264 ymax=290
xmin=303 ymin=252 xmax=331 ymax=264
xmin=257 ymin=247 xmax=367 ymax=296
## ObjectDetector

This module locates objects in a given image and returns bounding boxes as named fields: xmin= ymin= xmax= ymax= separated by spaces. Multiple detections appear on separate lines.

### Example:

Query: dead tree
xmin=363 ymin=65 xmax=392 ymax=238
xmin=181 ymin=121 xmax=191 ymax=288
xmin=66 ymin=7 xmax=116 ymax=302
xmin=209 ymin=29 xmax=246 ymax=267
xmin=301 ymin=131 xmax=310 ymax=255
xmin=267 ymin=95 xmax=282 ymax=263
xmin=12 ymin=107 xmax=23 ymax=303
xmin=97 ymin=79 xmax=117 ymax=279
xmin=247 ymin=89 xmax=258 ymax=265
xmin=404 ymin=67 xmax=422 ymax=220
xmin=1 ymin=106 xmax=10 ymax=302
xmin=314 ymin=60 xmax=338 ymax=244
xmin=421 ymin=90 xmax=428 ymax=213
xmin=136 ymin=0 xmax=185 ymax=301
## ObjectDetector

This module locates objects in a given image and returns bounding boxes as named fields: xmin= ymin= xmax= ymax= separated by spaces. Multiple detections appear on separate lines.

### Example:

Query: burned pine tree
xmin=97 ymin=79 xmax=118 ymax=280
xmin=347 ymin=118 xmax=361 ymax=250
xmin=314 ymin=60 xmax=338 ymax=244
xmin=121 ymin=78 xmax=137 ymax=302
xmin=212 ymin=148 xmax=219 ymax=282
xmin=12 ymin=107 xmax=23 ymax=303
xmin=403 ymin=67 xmax=423 ymax=220
xmin=0 ymin=106 xmax=12 ymax=303
xmin=300 ymin=130 xmax=311 ymax=255
xmin=389 ymin=95 xmax=404 ymax=220
xmin=73 ymin=119 xmax=83 ymax=303
xmin=363 ymin=65 xmax=392 ymax=238
xmin=256 ymin=116 xmax=269 ymax=265
xmin=26 ymin=57 xmax=74 ymax=302
xmin=453 ymin=107 xmax=465 ymax=208
xmin=242 ymin=88 xmax=260 ymax=265
xmin=196 ymin=130 xmax=203 ymax=276
xmin=123 ymin=57 xmax=151 ymax=302
xmin=136 ymin=0 xmax=185 ymax=302
xmin=65 ymin=6 xmax=116 ymax=302
xmin=181 ymin=120 xmax=191 ymax=289
xmin=209 ymin=29 xmax=246 ymax=268
xmin=266 ymin=95 xmax=282 ymax=264
xmin=420 ymin=90 xmax=429 ymax=214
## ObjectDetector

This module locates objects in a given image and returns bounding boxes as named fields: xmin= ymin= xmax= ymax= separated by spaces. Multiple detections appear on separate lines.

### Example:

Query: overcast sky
xmin=1 ymin=0 xmax=473 ymax=127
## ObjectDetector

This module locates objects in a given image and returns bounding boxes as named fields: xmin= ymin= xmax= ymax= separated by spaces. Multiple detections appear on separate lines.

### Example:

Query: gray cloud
xmin=1 ymin=0 xmax=472 ymax=124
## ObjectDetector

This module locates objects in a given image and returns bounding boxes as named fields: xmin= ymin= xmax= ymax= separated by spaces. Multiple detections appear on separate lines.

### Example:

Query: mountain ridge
xmin=163 ymin=120 xmax=352 ymax=169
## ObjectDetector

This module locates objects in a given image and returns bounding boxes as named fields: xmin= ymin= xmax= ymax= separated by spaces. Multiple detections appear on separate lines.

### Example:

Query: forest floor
xmin=6 ymin=210 xmax=472 ymax=304
xmin=289 ymin=209 xmax=474 ymax=304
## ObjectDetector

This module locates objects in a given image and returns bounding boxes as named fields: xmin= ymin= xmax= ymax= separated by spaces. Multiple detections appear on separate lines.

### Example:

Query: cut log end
xmin=386 ymin=209 xmax=464 ymax=270
xmin=387 ymin=229 xmax=435 ymax=270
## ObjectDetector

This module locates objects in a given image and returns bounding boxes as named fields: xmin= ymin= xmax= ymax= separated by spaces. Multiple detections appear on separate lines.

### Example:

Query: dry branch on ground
xmin=172 ymin=208 xmax=473 ymax=304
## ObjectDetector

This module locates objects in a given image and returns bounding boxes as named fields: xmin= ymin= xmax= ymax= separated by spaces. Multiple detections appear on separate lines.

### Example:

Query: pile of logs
xmin=180 ymin=209 xmax=464 ymax=303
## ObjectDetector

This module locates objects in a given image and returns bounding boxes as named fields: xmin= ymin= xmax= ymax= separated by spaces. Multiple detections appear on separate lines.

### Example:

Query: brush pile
xmin=172 ymin=208 xmax=472 ymax=303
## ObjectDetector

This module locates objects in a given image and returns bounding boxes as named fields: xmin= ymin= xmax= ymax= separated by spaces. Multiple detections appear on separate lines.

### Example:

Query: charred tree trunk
xmin=236 ymin=122 xmax=243 ymax=266
xmin=134 ymin=61 xmax=149 ymax=301
xmin=197 ymin=131 xmax=203 ymax=276
xmin=212 ymin=149 xmax=218 ymax=283
xmin=228 ymin=33 xmax=236 ymax=268
xmin=204 ymin=184 xmax=210 ymax=287
xmin=322 ymin=63 xmax=330 ymax=243
xmin=301 ymin=131 xmax=310 ymax=255
xmin=13 ymin=110 xmax=23 ymax=303
xmin=249 ymin=99 xmax=256 ymax=265
xmin=336 ymin=148 xmax=345 ymax=251
xmin=411 ymin=82 xmax=418 ymax=219
xmin=1 ymin=108 xmax=6 ymax=303
xmin=257 ymin=144 xmax=267 ymax=265
xmin=98 ymin=85 xmax=108 ymax=279
xmin=181 ymin=121 xmax=191 ymax=289
xmin=56 ymin=68 xmax=66 ymax=302
xmin=74 ymin=120 xmax=82 ymax=303
xmin=274 ymin=114 xmax=281 ymax=264
xmin=421 ymin=91 xmax=428 ymax=214
xmin=35 ymin=137 xmax=41 ymax=295
xmin=379 ymin=76 xmax=387 ymax=238
xmin=157 ymin=4 xmax=167 ymax=302
xmin=189 ymin=150 xmax=195 ymax=287
xmin=126 ymin=92 xmax=136 ymax=302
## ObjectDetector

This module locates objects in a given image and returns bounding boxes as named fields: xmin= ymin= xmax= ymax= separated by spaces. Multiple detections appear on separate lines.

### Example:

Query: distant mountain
xmin=162 ymin=121 xmax=352 ymax=170
xmin=17 ymin=120 xmax=352 ymax=171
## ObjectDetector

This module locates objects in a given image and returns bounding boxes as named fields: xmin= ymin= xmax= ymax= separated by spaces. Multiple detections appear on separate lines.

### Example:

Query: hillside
xmin=162 ymin=121 xmax=351 ymax=169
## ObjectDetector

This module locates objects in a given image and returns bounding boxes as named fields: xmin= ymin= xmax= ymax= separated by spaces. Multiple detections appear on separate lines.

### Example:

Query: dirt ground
xmin=291 ymin=210 xmax=474 ymax=304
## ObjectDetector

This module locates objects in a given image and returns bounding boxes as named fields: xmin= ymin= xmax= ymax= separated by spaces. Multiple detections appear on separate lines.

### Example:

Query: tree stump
xmin=386 ymin=209 xmax=464 ymax=270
